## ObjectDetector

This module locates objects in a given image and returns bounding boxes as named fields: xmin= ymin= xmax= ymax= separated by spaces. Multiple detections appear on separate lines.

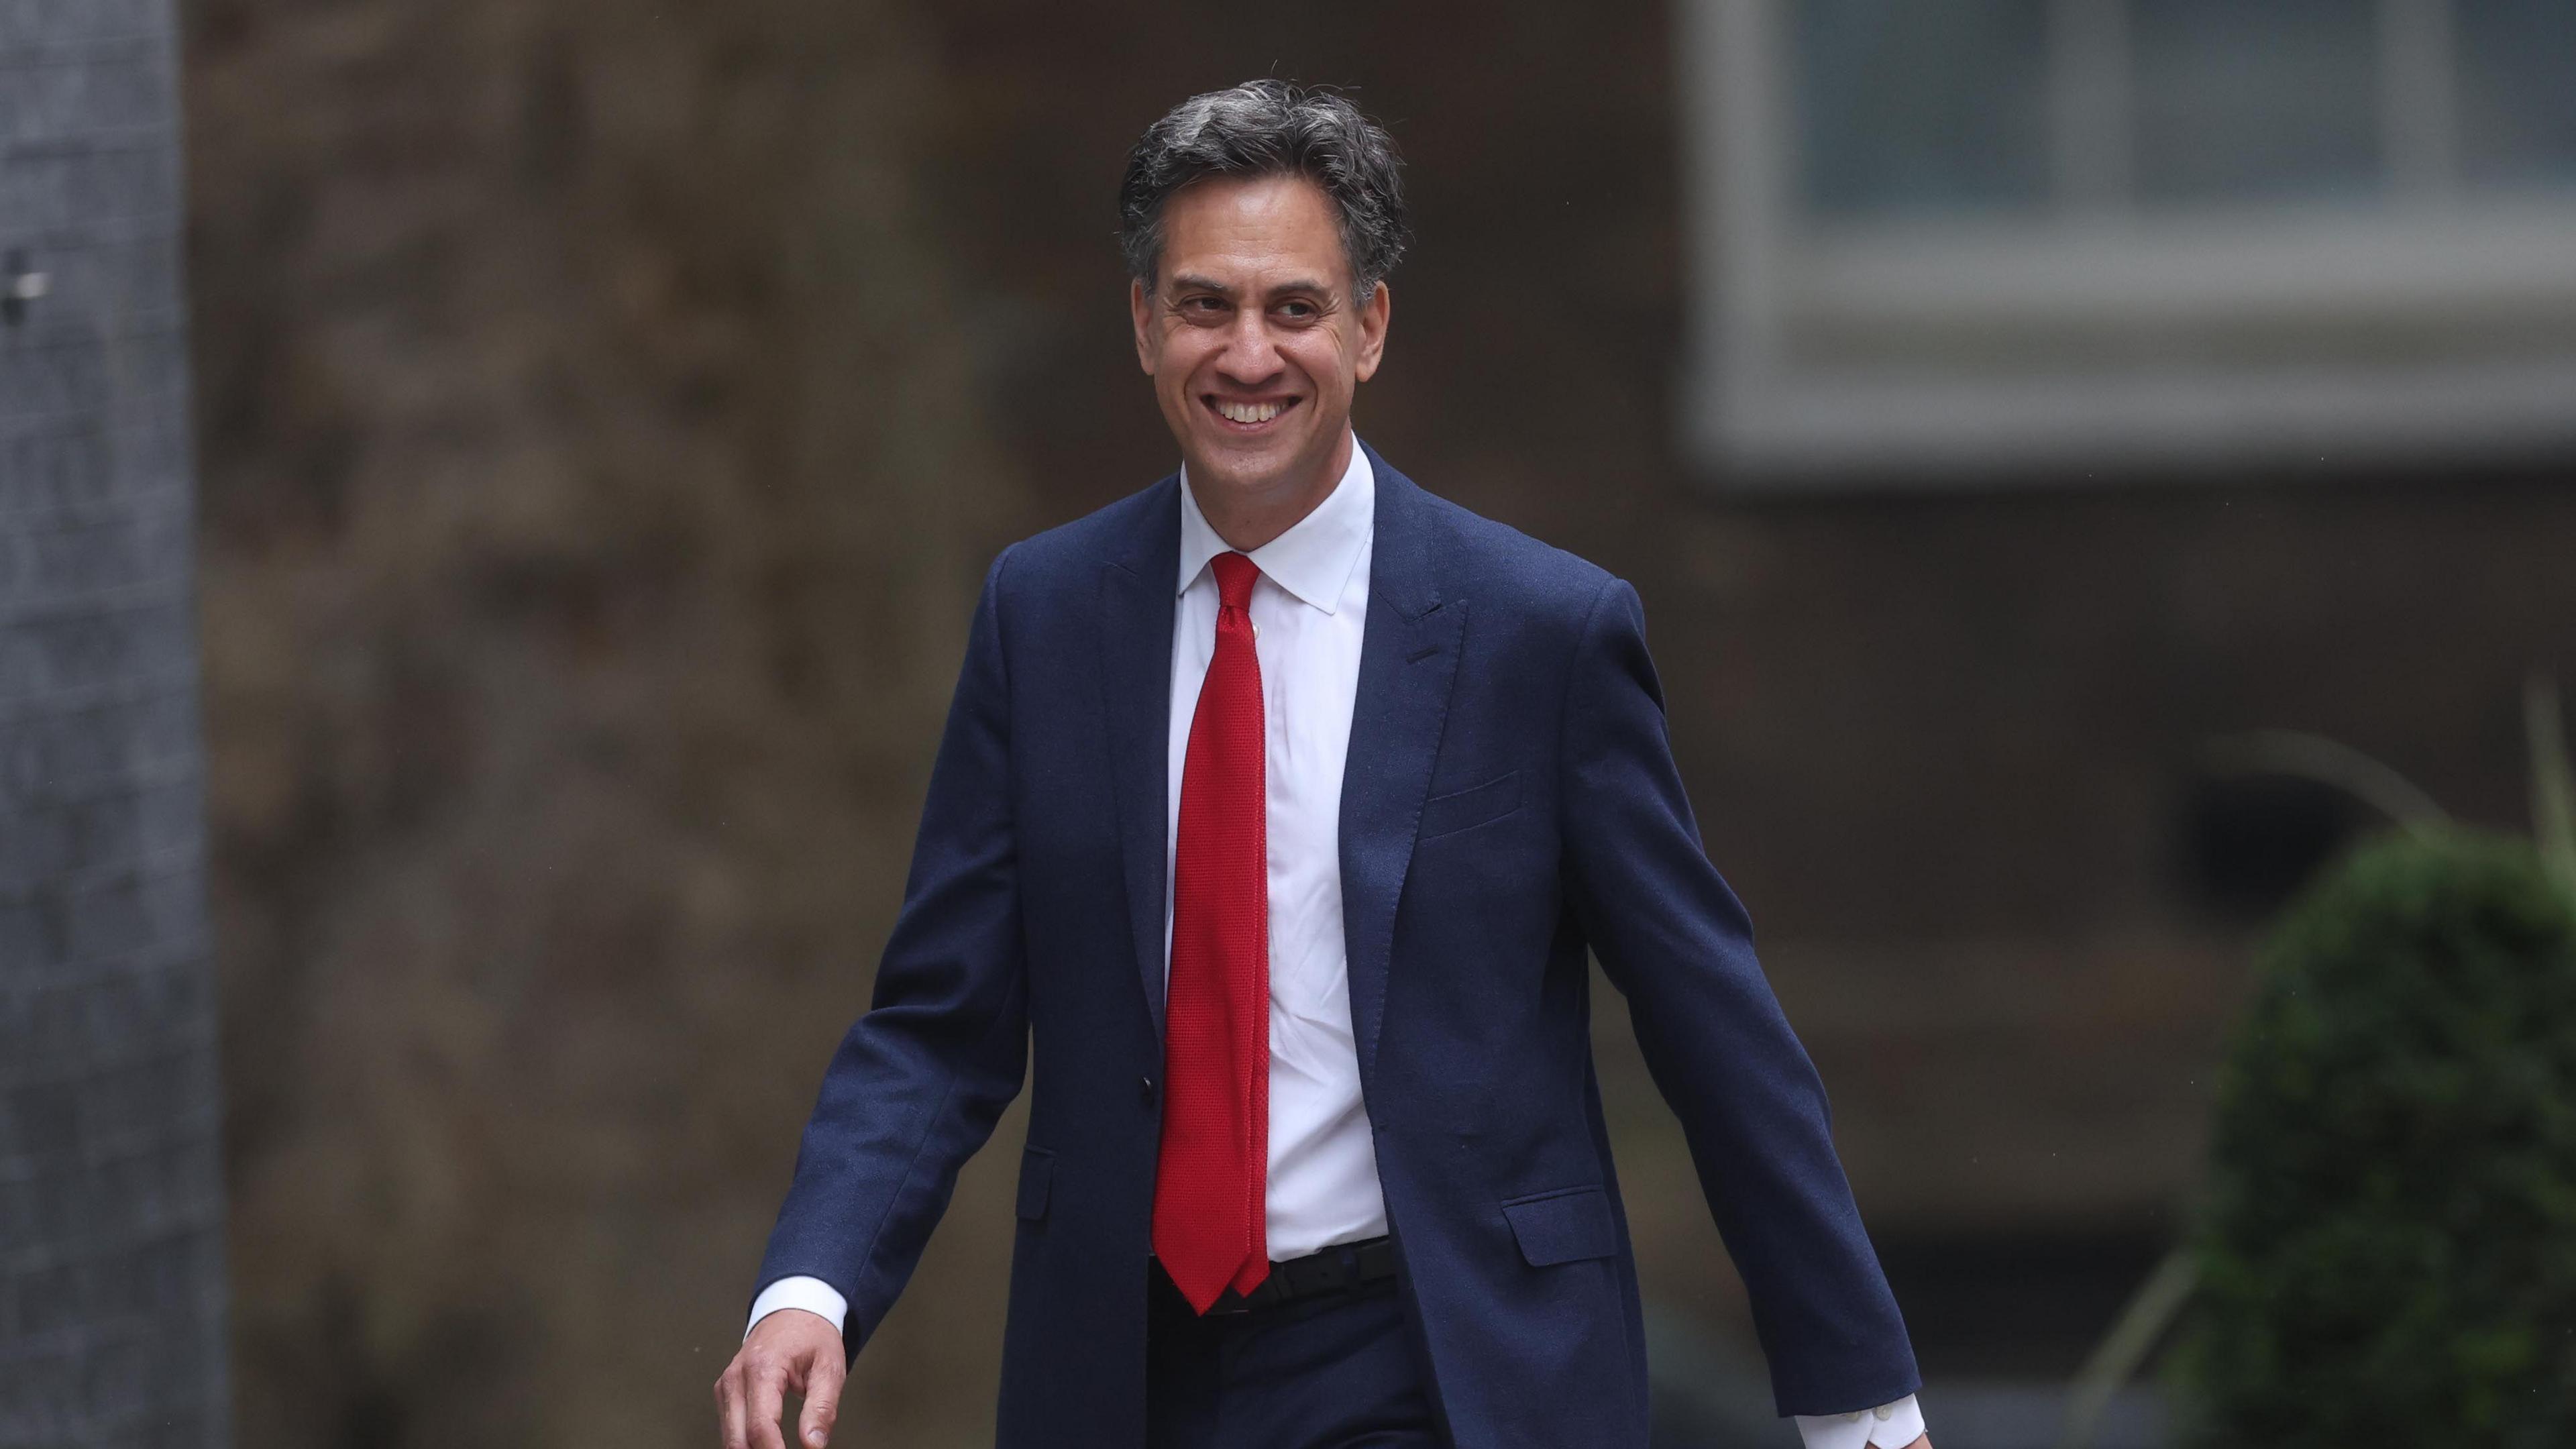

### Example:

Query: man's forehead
xmin=1158 ymin=174 xmax=1352 ymax=290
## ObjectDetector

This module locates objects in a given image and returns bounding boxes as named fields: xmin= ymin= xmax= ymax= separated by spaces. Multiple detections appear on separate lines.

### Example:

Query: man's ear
xmin=1130 ymin=278 xmax=1158 ymax=375
xmin=1352 ymin=281 xmax=1391 ymax=384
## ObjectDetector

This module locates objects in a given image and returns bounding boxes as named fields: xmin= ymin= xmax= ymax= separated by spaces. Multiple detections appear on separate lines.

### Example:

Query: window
xmin=1678 ymin=0 xmax=2576 ymax=486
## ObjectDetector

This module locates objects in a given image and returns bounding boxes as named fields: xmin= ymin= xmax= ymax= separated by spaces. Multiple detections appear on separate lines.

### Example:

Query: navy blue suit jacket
xmin=753 ymin=441 xmax=1919 ymax=1445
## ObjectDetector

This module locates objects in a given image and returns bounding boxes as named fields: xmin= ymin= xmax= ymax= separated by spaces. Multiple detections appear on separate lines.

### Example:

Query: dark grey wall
xmin=0 ymin=0 xmax=231 ymax=1444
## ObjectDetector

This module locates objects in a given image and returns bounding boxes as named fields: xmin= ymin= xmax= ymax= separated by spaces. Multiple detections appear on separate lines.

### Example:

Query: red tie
xmin=1153 ymin=550 xmax=1271 ymax=1313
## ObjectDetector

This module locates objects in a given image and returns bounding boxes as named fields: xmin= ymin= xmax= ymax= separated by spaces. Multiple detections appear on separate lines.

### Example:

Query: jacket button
xmin=1140 ymin=1075 xmax=1157 ymax=1102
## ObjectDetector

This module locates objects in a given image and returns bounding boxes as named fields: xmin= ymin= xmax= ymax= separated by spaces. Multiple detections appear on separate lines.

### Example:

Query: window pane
xmin=2457 ymin=0 xmax=2576 ymax=188
xmin=1793 ymin=0 xmax=2051 ymax=219
xmin=2132 ymin=0 xmax=2383 ymax=204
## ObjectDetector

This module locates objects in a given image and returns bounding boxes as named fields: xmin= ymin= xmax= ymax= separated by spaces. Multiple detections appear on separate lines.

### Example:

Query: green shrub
xmin=2172 ymin=826 xmax=2576 ymax=1446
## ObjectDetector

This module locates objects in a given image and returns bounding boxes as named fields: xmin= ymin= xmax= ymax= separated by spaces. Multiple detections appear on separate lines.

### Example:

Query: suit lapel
xmin=1339 ymin=443 xmax=1464 ymax=1080
xmin=1099 ymin=477 xmax=1182 ymax=1042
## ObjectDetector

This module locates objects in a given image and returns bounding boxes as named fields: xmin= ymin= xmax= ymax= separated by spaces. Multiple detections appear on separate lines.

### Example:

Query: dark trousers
xmin=1145 ymin=1258 xmax=1448 ymax=1449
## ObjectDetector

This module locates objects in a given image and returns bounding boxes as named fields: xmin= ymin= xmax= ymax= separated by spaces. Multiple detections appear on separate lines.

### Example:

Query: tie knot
xmin=1210 ymin=551 xmax=1258 ymax=610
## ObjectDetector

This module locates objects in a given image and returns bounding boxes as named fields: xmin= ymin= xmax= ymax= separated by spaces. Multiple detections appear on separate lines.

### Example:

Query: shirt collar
xmin=1176 ymin=433 xmax=1373 ymax=615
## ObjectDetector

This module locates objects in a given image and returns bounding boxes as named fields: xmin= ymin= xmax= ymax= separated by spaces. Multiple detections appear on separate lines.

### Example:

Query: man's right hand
xmin=715 ymin=1308 xmax=846 ymax=1449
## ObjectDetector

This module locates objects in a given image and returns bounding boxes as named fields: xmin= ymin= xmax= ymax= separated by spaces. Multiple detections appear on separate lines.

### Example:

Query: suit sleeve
xmin=750 ymin=545 xmax=1032 ymax=1360
xmin=1558 ymin=576 xmax=1920 ymax=1417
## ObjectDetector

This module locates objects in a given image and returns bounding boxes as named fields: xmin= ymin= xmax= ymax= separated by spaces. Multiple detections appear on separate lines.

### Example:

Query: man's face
xmin=1130 ymin=172 xmax=1390 ymax=511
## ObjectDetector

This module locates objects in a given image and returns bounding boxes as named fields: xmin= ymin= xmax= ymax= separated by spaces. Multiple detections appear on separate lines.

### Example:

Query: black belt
xmin=1169 ymin=1234 xmax=1398 ymax=1316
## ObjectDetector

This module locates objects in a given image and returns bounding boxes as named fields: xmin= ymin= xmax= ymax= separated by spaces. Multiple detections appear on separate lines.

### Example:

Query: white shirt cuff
xmin=745 ymin=1275 xmax=850 ymax=1341
xmin=1792 ymin=1393 xmax=1925 ymax=1449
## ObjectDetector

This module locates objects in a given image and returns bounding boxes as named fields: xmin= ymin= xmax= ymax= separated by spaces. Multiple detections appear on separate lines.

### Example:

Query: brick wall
xmin=180 ymin=0 xmax=1032 ymax=1442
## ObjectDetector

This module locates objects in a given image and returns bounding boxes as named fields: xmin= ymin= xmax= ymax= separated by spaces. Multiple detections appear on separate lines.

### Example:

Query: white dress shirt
xmin=744 ymin=433 xmax=1922 ymax=1446
xmin=1163 ymin=432 xmax=1387 ymax=1259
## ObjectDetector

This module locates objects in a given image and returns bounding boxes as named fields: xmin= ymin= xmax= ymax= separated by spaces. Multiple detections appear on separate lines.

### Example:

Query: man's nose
xmin=1216 ymin=307 xmax=1283 ymax=385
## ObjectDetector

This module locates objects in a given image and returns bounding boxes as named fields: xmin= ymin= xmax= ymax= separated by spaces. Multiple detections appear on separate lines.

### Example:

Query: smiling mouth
xmin=1203 ymin=395 xmax=1301 ymax=431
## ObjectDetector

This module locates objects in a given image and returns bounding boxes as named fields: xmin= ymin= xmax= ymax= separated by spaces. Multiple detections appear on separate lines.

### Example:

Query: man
xmin=715 ymin=80 xmax=1930 ymax=1449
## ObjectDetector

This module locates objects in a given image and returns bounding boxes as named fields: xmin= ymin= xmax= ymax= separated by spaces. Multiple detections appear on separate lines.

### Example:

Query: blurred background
xmin=5 ymin=0 xmax=2575 ymax=1445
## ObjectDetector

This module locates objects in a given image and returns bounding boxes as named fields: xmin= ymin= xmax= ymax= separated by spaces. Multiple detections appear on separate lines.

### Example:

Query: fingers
xmin=714 ymin=1344 xmax=793 ymax=1449
xmin=747 ymin=1352 xmax=790 ymax=1449
xmin=714 ymin=1356 xmax=750 ymax=1449
xmin=797 ymin=1349 xmax=845 ymax=1449
xmin=718 ymin=1316 xmax=849 ymax=1449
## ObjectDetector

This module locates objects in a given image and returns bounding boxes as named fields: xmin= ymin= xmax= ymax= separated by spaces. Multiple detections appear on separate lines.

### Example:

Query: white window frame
xmin=1678 ymin=0 xmax=2576 ymax=488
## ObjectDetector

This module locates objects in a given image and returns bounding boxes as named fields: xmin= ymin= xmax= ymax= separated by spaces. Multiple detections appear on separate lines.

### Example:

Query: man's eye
xmin=1277 ymin=301 xmax=1316 ymax=320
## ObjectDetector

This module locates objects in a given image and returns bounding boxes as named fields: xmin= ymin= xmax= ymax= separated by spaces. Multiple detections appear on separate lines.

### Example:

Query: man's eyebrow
xmin=1164 ymin=274 xmax=1336 ymax=300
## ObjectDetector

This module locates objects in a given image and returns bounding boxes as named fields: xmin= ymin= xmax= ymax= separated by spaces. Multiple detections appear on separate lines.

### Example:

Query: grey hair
xmin=1118 ymin=80 xmax=1410 ymax=301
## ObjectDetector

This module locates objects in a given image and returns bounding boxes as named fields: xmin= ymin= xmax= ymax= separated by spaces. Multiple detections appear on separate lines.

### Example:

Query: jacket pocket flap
xmin=1016 ymin=1146 xmax=1054 ymax=1221
xmin=1417 ymin=769 xmax=1521 ymax=841
xmin=1501 ymin=1185 xmax=1616 ymax=1266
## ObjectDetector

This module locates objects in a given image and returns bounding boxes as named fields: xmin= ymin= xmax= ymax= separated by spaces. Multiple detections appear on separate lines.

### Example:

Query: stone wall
xmin=1 ymin=0 xmax=231 ymax=1443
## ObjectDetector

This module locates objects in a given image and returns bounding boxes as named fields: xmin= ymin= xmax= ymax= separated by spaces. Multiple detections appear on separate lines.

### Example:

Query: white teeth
xmin=1216 ymin=399 xmax=1285 ymax=424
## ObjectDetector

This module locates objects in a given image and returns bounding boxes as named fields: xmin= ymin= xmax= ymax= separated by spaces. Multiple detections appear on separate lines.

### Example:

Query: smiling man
xmin=714 ymin=80 xmax=1930 ymax=1449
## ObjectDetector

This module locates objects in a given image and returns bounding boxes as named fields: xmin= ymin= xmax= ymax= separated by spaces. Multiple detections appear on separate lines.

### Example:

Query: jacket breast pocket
xmin=1500 ymin=1183 xmax=1617 ymax=1267
xmin=1015 ymin=1146 xmax=1054 ymax=1222
xmin=1415 ymin=769 xmax=1522 ymax=843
